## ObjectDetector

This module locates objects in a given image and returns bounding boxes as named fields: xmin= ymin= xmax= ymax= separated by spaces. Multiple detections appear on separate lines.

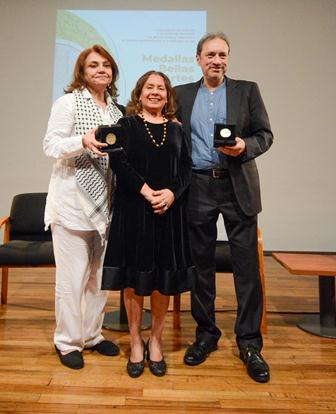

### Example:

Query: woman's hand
xmin=140 ymin=183 xmax=155 ymax=203
xmin=151 ymin=189 xmax=175 ymax=214
xmin=82 ymin=128 xmax=108 ymax=156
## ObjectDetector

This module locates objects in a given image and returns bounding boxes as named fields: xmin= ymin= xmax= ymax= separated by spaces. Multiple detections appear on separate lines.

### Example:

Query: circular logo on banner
xmin=106 ymin=133 xmax=117 ymax=145
xmin=220 ymin=128 xmax=231 ymax=138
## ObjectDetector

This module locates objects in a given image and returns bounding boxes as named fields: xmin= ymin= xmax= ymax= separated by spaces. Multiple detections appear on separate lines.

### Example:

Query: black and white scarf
xmin=73 ymin=89 xmax=122 ymax=239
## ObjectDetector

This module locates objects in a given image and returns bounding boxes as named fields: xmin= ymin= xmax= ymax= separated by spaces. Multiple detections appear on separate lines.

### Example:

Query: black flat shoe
xmin=239 ymin=344 xmax=270 ymax=383
xmin=183 ymin=341 xmax=218 ymax=366
xmin=86 ymin=340 xmax=120 ymax=356
xmin=55 ymin=346 xmax=84 ymax=370
xmin=127 ymin=341 xmax=145 ymax=378
xmin=146 ymin=339 xmax=167 ymax=377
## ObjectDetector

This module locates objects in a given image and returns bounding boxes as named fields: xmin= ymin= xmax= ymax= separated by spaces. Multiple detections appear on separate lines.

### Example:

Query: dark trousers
xmin=187 ymin=172 xmax=263 ymax=351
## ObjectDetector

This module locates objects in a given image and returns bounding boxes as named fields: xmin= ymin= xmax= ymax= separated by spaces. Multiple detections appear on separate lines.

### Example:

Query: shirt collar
xmin=200 ymin=76 xmax=226 ymax=91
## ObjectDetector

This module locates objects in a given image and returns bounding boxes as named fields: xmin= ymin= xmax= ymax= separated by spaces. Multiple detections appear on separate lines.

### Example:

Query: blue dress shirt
xmin=190 ymin=79 xmax=228 ymax=169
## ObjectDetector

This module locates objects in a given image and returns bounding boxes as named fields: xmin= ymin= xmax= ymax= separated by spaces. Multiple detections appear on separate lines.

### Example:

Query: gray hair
xmin=196 ymin=32 xmax=230 ymax=56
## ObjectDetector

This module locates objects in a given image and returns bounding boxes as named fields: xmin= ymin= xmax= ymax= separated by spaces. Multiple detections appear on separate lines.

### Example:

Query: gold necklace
xmin=140 ymin=113 xmax=167 ymax=147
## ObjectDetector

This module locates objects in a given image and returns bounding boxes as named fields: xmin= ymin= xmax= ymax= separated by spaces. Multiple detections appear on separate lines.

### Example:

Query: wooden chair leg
xmin=1 ymin=267 xmax=8 ymax=305
xmin=173 ymin=294 xmax=181 ymax=329
xmin=257 ymin=228 xmax=267 ymax=334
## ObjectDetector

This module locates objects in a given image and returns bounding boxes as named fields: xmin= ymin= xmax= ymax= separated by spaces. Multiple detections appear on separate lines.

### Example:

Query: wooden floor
xmin=0 ymin=257 xmax=335 ymax=413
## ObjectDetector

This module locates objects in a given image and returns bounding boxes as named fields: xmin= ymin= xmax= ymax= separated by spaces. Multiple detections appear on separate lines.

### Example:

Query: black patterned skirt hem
xmin=101 ymin=266 xmax=196 ymax=296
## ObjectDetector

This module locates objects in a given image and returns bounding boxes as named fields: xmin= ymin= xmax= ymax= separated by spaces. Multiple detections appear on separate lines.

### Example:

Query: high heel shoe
xmin=146 ymin=338 xmax=167 ymax=377
xmin=127 ymin=340 xmax=145 ymax=378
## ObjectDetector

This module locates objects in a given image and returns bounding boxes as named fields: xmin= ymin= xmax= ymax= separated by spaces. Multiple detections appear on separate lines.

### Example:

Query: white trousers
xmin=51 ymin=224 xmax=108 ymax=353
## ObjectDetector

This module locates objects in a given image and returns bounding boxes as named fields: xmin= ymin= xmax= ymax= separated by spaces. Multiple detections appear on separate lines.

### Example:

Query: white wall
xmin=1 ymin=0 xmax=335 ymax=252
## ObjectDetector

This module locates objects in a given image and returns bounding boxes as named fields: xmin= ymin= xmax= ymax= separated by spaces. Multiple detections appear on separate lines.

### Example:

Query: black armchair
xmin=0 ymin=193 xmax=55 ymax=304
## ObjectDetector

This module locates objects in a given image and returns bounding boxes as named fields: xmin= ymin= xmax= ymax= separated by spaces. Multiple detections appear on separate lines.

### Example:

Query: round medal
xmin=106 ymin=133 xmax=116 ymax=145
xmin=220 ymin=128 xmax=231 ymax=138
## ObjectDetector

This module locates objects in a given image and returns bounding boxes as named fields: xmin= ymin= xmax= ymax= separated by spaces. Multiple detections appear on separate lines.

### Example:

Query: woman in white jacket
xmin=44 ymin=44 xmax=124 ymax=369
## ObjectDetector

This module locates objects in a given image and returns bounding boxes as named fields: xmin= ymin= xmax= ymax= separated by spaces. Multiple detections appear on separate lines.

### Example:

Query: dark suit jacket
xmin=175 ymin=77 xmax=273 ymax=216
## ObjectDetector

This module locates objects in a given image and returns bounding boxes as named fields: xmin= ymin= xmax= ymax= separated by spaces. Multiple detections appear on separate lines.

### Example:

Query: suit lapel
xmin=226 ymin=77 xmax=240 ymax=125
xmin=183 ymin=80 xmax=201 ymax=129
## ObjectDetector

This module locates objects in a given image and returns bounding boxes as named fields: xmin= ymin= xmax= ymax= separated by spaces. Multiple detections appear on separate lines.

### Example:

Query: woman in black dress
xmin=102 ymin=71 xmax=195 ymax=377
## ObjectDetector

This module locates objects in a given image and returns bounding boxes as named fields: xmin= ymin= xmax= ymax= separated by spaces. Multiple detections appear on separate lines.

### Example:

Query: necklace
xmin=140 ymin=113 xmax=167 ymax=147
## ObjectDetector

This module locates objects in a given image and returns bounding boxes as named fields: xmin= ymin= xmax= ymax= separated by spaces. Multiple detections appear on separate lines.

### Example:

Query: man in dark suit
xmin=175 ymin=32 xmax=272 ymax=383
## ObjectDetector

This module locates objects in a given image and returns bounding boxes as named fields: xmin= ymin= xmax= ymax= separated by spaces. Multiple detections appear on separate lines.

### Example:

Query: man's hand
xmin=217 ymin=137 xmax=246 ymax=157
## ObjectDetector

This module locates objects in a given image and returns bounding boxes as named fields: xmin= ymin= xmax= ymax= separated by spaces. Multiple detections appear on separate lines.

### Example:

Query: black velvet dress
xmin=102 ymin=115 xmax=196 ymax=296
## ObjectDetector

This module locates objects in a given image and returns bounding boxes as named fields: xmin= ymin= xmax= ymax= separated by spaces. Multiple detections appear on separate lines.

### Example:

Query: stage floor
xmin=0 ymin=257 xmax=335 ymax=413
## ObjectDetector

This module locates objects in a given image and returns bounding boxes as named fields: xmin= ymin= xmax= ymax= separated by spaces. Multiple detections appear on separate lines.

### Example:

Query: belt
xmin=192 ymin=168 xmax=229 ymax=179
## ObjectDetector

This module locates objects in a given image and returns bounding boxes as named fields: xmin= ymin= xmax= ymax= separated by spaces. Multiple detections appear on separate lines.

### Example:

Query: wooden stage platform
xmin=0 ymin=256 xmax=335 ymax=413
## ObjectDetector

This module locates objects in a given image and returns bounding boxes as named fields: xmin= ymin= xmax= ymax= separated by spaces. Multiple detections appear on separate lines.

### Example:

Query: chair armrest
xmin=0 ymin=216 xmax=10 ymax=243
